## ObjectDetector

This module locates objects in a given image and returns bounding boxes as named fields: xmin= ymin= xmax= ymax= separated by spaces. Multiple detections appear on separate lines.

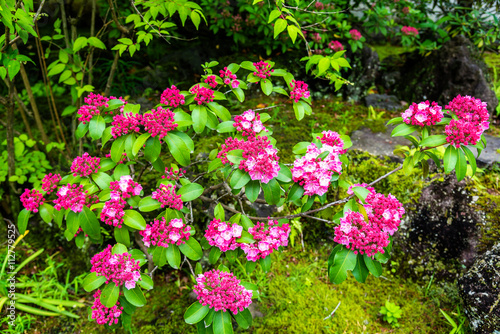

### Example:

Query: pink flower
xmin=90 ymin=245 xmax=141 ymax=288
xmin=401 ymin=26 xmax=419 ymax=36
xmin=20 ymin=189 xmax=44 ymax=212
xmin=71 ymin=153 xmax=101 ymax=177
xmin=445 ymin=119 xmax=483 ymax=148
xmin=193 ymin=269 xmax=252 ymax=314
xmin=312 ymin=33 xmax=322 ymax=43
xmin=204 ymin=75 xmax=218 ymax=88
xmin=401 ymin=101 xmax=443 ymax=127
xmin=219 ymin=67 xmax=239 ymax=88
xmin=204 ymin=218 xmax=243 ymax=252
xmin=111 ymin=112 xmax=143 ymax=138
xmin=54 ymin=184 xmax=87 ymax=212
xmin=101 ymin=198 xmax=126 ymax=227
xmin=140 ymin=217 xmax=191 ymax=247
xmin=161 ymin=167 xmax=186 ymax=180
xmin=328 ymin=40 xmax=344 ymax=52
xmin=402 ymin=6 xmax=409 ymax=14
xmin=240 ymin=220 xmax=290 ymax=261
xmin=41 ymin=173 xmax=61 ymax=194
xmin=110 ymin=175 xmax=143 ymax=199
xmin=315 ymin=1 xmax=324 ymax=9
xmin=290 ymin=80 xmax=310 ymax=103
xmin=151 ymin=183 xmax=183 ymax=210
xmin=349 ymin=29 xmax=362 ymax=41
xmin=91 ymin=290 xmax=123 ymax=325
xmin=232 ymin=110 xmax=267 ymax=137
xmin=160 ymin=85 xmax=185 ymax=108
xmin=77 ymin=93 xmax=126 ymax=124
xmin=142 ymin=106 xmax=178 ymax=140
xmin=190 ymin=84 xmax=215 ymax=105
xmin=253 ymin=61 xmax=274 ymax=80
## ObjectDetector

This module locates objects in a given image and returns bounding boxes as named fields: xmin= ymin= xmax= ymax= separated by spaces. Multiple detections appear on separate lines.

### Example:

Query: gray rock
xmin=364 ymin=94 xmax=403 ymax=111
xmin=468 ymin=134 xmax=500 ymax=167
xmin=350 ymin=126 xmax=410 ymax=158
xmin=459 ymin=242 xmax=500 ymax=333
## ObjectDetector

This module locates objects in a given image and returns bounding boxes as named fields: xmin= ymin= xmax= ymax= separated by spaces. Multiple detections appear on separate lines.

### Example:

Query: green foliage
xmin=379 ymin=300 xmax=402 ymax=328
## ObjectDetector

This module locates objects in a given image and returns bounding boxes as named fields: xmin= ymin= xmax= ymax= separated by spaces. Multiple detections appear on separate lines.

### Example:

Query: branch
xmin=108 ymin=0 xmax=129 ymax=35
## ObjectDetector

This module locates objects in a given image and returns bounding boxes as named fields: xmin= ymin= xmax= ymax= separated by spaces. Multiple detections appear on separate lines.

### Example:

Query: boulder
xmin=458 ymin=242 xmax=500 ymax=333
xmin=364 ymin=94 xmax=402 ymax=111
xmin=380 ymin=35 xmax=498 ymax=115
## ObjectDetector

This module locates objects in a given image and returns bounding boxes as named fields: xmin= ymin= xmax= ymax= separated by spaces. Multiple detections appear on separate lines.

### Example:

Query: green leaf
xmin=91 ymin=172 xmax=113 ymax=190
xmin=178 ymin=183 xmax=204 ymax=201
xmin=114 ymin=227 xmax=130 ymax=247
xmin=226 ymin=150 xmax=244 ymax=165
xmin=230 ymin=169 xmax=251 ymax=189
xmin=39 ymin=203 xmax=54 ymax=223
xmin=18 ymin=209 xmax=30 ymax=234
xmin=387 ymin=117 xmax=403 ymax=126
xmin=144 ymin=136 xmax=161 ymax=163
xmin=99 ymin=158 xmax=116 ymax=172
xmin=276 ymin=164 xmax=292 ymax=183
xmin=89 ymin=115 xmax=105 ymax=140
xmin=208 ymin=158 xmax=223 ymax=172
xmin=214 ymin=203 xmax=225 ymax=221
xmin=208 ymin=102 xmax=231 ymax=121
xmin=153 ymin=246 xmax=168 ymax=267
xmin=79 ymin=206 xmax=101 ymax=238
xmin=209 ymin=247 xmax=222 ymax=264
xmin=112 ymin=243 xmax=128 ymax=255
xmin=352 ymin=186 xmax=370 ymax=202
xmin=260 ymin=255 xmax=271 ymax=272
xmin=113 ymin=164 xmax=129 ymax=180
xmin=184 ymin=302 xmax=210 ymax=324
xmin=419 ymin=135 xmax=447 ymax=148
xmin=123 ymin=286 xmax=146 ymax=307
xmin=75 ymin=122 xmax=89 ymax=139
xmin=363 ymin=255 xmax=383 ymax=277
xmin=236 ymin=230 xmax=255 ymax=244
xmin=166 ymin=133 xmax=191 ymax=166
xmin=261 ymin=178 xmax=280 ymax=205
xmin=292 ymin=142 xmax=309 ymax=155
xmin=317 ymin=57 xmax=330 ymax=76
xmin=232 ymin=88 xmax=245 ymax=102
xmin=83 ymin=272 xmax=106 ymax=292
xmin=352 ymin=254 xmax=369 ymax=283
xmin=179 ymin=237 xmax=203 ymax=261
xmin=455 ymin=147 xmax=467 ymax=182
xmin=216 ymin=121 xmax=236 ymax=133
xmin=166 ymin=244 xmax=181 ymax=269
xmin=132 ymin=133 xmax=151 ymax=156
xmin=192 ymin=105 xmax=208 ymax=134
xmin=138 ymin=196 xmax=161 ymax=212
xmin=287 ymin=183 xmax=304 ymax=202
xmin=261 ymin=80 xmax=273 ymax=96
xmin=329 ymin=248 xmax=357 ymax=284
xmin=232 ymin=308 xmax=252 ymax=329
xmin=273 ymin=18 xmax=287 ymax=39
xmin=174 ymin=110 xmax=193 ymax=127
xmin=462 ymin=146 xmax=476 ymax=176
xmin=48 ymin=63 xmax=66 ymax=77
xmin=137 ymin=273 xmax=154 ymax=290
xmin=268 ymin=9 xmax=281 ymax=23
xmin=391 ymin=124 xmax=418 ymax=137
xmin=111 ymin=136 xmax=127 ymax=163
xmin=213 ymin=310 xmax=233 ymax=334
xmin=245 ymin=180 xmax=260 ymax=202
xmin=287 ymin=25 xmax=298 ymax=43
xmin=100 ymin=283 xmax=120 ymax=308
xmin=444 ymin=145 xmax=458 ymax=174
xmin=123 ymin=210 xmax=146 ymax=230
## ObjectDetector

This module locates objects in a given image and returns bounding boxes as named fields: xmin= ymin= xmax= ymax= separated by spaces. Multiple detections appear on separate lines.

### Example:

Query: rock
xmin=342 ymin=46 xmax=380 ymax=102
xmin=380 ymin=35 xmax=499 ymax=116
xmin=458 ymin=242 xmax=500 ymax=333
xmin=468 ymin=134 xmax=500 ymax=167
xmin=364 ymin=94 xmax=403 ymax=111
xmin=406 ymin=174 xmax=482 ymax=268
xmin=349 ymin=126 xmax=410 ymax=158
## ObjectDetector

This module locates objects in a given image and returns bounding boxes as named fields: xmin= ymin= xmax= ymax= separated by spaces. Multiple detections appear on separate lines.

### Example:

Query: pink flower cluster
xmin=445 ymin=95 xmax=489 ymax=147
xmin=240 ymin=220 xmax=290 ymax=262
xmin=161 ymin=167 xmax=186 ymax=180
xmin=140 ymin=217 xmax=191 ymax=247
xmin=291 ymin=131 xmax=345 ymax=196
xmin=334 ymin=186 xmax=405 ymax=257
xmin=204 ymin=218 xmax=243 ymax=252
xmin=20 ymin=189 xmax=44 ymax=212
xmin=71 ymin=153 xmax=101 ymax=177
xmin=220 ymin=67 xmax=239 ymax=88
xmin=402 ymin=6 xmax=409 ymax=14
xmin=54 ymin=184 xmax=87 ymax=212
xmin=142 ymin=106 xmax=178 ymax=140
xmin=204 ymin=75 xmax=218 ymax=88
xmin=329 ymin=40 xmax=344 ymax=52
xmin=77 ymin=93 xmax=125 ymax=124
xmin=312 ymin=33 xmax=322 ymax=43
xmin=190 ymin=84 xmax=214 ymax=105
xmin=401 ymin=101 xmax=443 ymax=126
xmin=101 ymin=197 xmax=126 ymax=228
xmin=290 ymin=80 xmax=310 ymax=103
xmin=218 ymin=111 xmax=280 ymax=184
xmin=90 ymin=245 xmax=141 ymax=289
xmin=111 ymin=113 xmax=143 ymax=138
xmin=91 ymin=290 xmax=123 ymax=326
xmin=401 ymin=26 xmax=419 ymax=36
xmin=160 ymin=85 xmax=185 ymax=108
xmin=253 ymin=61 xmax=273 ymax=80
xmin=193 ymin=269 xmax=252 ymax=314
xmin=41 ymin=173 xmax=61 ymax=194
xmin=151 ymin=184 xmax=183 ymax=210
xmin=110 ymin=175 xmax=143 ymax=199
xmin=350 ymin=29 xmax=362 ymax=40
xmin=232 ymin=109 xmax=266 ymax=137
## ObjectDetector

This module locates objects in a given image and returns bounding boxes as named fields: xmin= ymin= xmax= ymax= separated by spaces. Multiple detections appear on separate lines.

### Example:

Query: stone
xmin=468 ymin=134 xmax=500 ymax=167
xmin=458 ymin=242 xmax=500 ymax=333
xmin=350 ymin=125 xmax=411 ymax=159
xmin=380 ymin=35 xmax=498 ymax=116
xmin=342 ymin=46 xmax=380 ymax=102
xmin=364 ymin=94 xmax=402 ymax=111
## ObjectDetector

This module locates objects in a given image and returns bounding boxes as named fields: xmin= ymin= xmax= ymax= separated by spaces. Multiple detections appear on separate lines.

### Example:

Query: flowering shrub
xmin=18 ymin=58 xmax=487 ymax=332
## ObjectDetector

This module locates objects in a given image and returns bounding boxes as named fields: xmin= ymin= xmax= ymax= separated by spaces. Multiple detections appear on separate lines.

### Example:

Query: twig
xmin=149 ymin=266 xmax=158 ymax=278
xmin=108 ymin=0 xmax=129 ymax=34
xmin=282 ymin=4 xmax=347 ymax=15
xmin=323 ymin=301 xmax=341 ymax=320
xmin=254 ymin=104 xmax=286 ymax=111
xmin=368 ymin=164 xmax=403 ymax=186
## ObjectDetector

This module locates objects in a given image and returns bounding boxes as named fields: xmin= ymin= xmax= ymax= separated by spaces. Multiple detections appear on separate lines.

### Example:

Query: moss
xmin=368 ymin=44 xmax=416 ymax=61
